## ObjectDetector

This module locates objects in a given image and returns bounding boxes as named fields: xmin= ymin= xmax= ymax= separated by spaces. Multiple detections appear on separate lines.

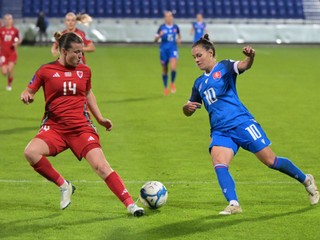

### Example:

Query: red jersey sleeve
xmin=28 ymin=65 xmax=45 ymax=92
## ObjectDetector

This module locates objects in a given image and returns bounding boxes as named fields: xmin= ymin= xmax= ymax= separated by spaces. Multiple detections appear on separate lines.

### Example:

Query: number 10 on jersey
xmin=63 ymin=81 xmax=76 ymax=95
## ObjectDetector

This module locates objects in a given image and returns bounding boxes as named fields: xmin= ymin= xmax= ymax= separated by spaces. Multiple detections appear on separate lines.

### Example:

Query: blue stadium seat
xmin=186 ymin=0 xmax=196 ymax=17
xmin=150 ymin=0 xmax=159 ymax=17
xmin=123 ymin=0 xmax=133 ymax=17
xmin=195 ymin=0 xmax=204 ymax=14
xmin=68 ymin=0 xmax=77 ymax=13
xmin=177 ymin=0 xmax=187 ymax=18
xmin=222 ymin=0 xmax=232 ymax=17
xmin=96 ymin=0 xmax=105 ymax=16
xmin=87 ymin=0 xmax=96 ymax=16
xmin=77 ymin=0 xmax=87 ymax=14
xmin=105 ymin=0 xmax=114 ymax=17
xmin=114 ymin=0 xmax=124 ymax=17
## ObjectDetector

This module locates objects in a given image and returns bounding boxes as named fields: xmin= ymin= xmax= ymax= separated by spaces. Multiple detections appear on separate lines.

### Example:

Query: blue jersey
xmin=192 ymin=21 xmax=206 ymax=43
xmin=157 ymin=24 xmax=180 ymax=51
xmin=189 ymin=60 xmax=254 ymax=132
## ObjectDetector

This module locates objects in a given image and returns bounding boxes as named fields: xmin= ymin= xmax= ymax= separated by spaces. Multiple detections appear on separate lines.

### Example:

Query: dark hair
xmin=192 ymin=34 xmax=216 ymax=56
xmin=54 ymin=31 xmax=83 ymax=50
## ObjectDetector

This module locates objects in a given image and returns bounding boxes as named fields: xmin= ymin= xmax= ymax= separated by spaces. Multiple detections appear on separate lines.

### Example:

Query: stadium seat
xmin=177 ymin=0 xmax=187 ymax=18
xmin=105 ymin=0 xmax=114 ymax=17
xmin=96 ymin=0 xmax=105 ymax=16
xmin=87 ymin=0 xmax=96 ymax=16
xmin=150 ymin=0 xmax=159 ymax=17
xmin=114 ymin=0 xmax=124 ymax=17
xmin=186 ymin=0 xmax=196 ymax=17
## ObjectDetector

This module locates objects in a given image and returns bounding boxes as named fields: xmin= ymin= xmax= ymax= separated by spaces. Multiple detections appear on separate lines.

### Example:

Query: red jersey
xmin=28 ymin=60 xmax=92 ymax=131
xmin=53 ymin=28 xmax=92 ymax=63
xmin=0 ymin=26 xmax=19 ymax=55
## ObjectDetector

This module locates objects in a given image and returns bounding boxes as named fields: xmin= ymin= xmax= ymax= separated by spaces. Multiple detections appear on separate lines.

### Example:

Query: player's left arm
xmin=86 ymin=90 xmax=113 ymax=131
xmin=12 ymin=30 xmax=21 ymax=48
xmin=237 ymin=46 xmax=255 ymax=72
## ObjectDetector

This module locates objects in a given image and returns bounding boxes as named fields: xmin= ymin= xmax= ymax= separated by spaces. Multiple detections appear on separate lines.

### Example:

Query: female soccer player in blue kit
xmin=154 ymin=11 xmax=181 ymax=95
xmin=190 ymin=13 xmax=208 ymax=43
xmin=183 ymin=34 xmax=319 ymax=215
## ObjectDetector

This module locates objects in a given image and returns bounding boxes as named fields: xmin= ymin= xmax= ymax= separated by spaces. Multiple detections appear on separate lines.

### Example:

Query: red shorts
xmin=35 ymin=125 xmax=101 ymax=160
xmin=0 ymin=52 xmax=17 ymax=66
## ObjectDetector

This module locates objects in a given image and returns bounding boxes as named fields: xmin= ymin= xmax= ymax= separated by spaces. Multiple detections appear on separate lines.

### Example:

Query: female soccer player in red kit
xmin=51 ymin=12 xmax=95 ymax=64
xmin=20 ymin=32 xmax=144 ymax=217
xmin=0 ymin=14 xmax=20 ymax=91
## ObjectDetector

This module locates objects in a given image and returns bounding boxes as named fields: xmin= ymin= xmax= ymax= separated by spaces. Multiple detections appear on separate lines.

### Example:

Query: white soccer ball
xmin=139 ymin=181 xmax=168 ymax=209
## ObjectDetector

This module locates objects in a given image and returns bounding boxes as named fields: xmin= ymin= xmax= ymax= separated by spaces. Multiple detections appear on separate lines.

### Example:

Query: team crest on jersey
xmin=76 ymin=71 xmax=83 ymax=78
xmin=213 ymin=71 xmax=221 ymax=79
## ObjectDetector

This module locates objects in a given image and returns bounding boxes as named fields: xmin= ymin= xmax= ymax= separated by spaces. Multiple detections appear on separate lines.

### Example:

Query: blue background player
xmin=183 ymin=34 xmax=319 ymax=215
xmin=154 ymin=11 xmax=181 ymax=95
xmin=191 ymin=13 xmax=208 ymax=43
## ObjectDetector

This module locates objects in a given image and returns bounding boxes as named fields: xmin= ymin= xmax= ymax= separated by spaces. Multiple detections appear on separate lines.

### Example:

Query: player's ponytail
xmin=55 ymin=32 xmax=83 ymax=51
xmin=192 ymin=34 xmax=216 ymax=57
xmin=76 ymin=13 xmax=92 ymax=26
xmin=54 ymin=31 xmax=62 ymax=41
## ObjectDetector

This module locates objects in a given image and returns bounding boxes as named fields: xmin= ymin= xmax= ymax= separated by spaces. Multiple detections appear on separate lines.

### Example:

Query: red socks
xmin=8 ymin=76 xmax=13 ymax=86
xmin=104 ymin=171 xmax=134 ymax=207
xmin=32 ymin=156 xmax=65 ymax=186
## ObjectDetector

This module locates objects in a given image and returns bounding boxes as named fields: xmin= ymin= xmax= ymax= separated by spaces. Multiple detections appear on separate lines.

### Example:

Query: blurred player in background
xmin=0 ymin=14 xmax=20 ymax=91
xmin=154 ymin=11 xmax=181 ymax=96
xmin=21 ymin=32 xmax=144 ymax=217
xmin=190 ymin=13 xmax=208 ymax=43
xmin=183 ymin=34 xmax=319 ymax=215
xmin=51 ymin=12 xmax=95 ymax=64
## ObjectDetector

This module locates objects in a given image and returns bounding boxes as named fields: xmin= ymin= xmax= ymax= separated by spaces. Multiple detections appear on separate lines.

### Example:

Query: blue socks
xmin=171 ymin=70 xmax=176 ymax=83
xmin=214 ymin=164 xmax=238 ymax=202
xmin=269 ymin=157 xmax=306 ymax=183
xmin=162 ymin=74 xmax=168 ymax=88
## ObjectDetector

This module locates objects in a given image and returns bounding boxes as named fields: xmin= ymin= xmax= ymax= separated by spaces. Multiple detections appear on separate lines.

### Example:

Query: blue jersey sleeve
xmin=189 ymin=78 xmax=202 ymax=104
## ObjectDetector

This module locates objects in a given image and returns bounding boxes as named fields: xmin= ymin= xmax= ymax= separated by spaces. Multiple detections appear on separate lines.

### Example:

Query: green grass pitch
xmin=0 ymin=44 xmax=319 ymax=240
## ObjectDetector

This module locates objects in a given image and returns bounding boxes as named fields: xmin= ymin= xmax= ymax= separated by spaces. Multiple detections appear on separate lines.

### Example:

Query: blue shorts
xmin=160 ymin=48 xmax=178 ymax=65
xmin=209 ymin=120 xmax=271 ymax=155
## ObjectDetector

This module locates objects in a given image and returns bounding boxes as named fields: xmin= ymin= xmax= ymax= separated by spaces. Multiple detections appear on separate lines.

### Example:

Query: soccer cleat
xmin=127 ymin=203 xmax=145 ymax=217
xmin=219 ymin=204 xmax=243 ymax=215
xmin=304 ymin=174 xmax=319 ymax=205
xmin=6 ymin=86 xmax=12 ymax=91
xmin=164 ymin=88 xmax=169 ymax=96
xmin=170 ymin=83 xmax=176 ymax=93
xmin=60 ymin=181 xmax=76 ymax=210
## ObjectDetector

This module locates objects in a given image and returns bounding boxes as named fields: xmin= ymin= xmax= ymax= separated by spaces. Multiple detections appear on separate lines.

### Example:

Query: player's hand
xmin=242 ymin=46 xmax=255 ymax=57
xmin=20 ymin=90 xmax=34 ymax=105
xmin=183 ymin=102 xmax=201 ymax=116
xmin=98 ymin=118 xmax=113 ymax=131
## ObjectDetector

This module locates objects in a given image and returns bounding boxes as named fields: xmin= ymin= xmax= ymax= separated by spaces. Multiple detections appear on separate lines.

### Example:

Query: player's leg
xmin=210 ymin=133 xmax=243 ymax=215
xmin=160 ymin=50 xmax=169 ymax=95
xmin=255 ymin=147 xmax=319 ymax=205
xmin=169 ymin=56 xmax=177 ymax=93
xmin=6 ymin=61 xmax=15 ymax=90
xmin=237 ymin=120 xmax=319 ymax=205
xmin=24 ymin=129 xmax=74 ymax=209
xmin=84 ymin=147 xmax=144 ymax=216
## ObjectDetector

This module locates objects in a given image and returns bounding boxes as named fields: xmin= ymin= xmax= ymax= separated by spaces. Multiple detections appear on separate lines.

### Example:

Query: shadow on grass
xmin=0 ymin=126 xmax=38 ymax=135
xmin=0 ymin=212 xmax=124 ymax=239
xmin=101 ymin=95 xmax=164 ymax=105
xmin=109 ymin=206 xmax=314 ymax=240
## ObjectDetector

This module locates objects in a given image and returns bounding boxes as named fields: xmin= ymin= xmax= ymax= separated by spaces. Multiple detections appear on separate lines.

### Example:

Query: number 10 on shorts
xmin=245 ymin=124 xmax=262 ymax=141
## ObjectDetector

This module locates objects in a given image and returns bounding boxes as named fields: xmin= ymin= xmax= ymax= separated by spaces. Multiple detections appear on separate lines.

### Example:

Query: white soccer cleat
xmin=305 ymin=174 xmax=319 ymax=205
xmin=219 ymin=204 xmax=243 ymax=215
xmin=6 ymin=86 xmax=12 ymax=91
xmin=127 ymin=203 xmax=145 ymax=217
xmin=60 ymin=181 xmax=76 ymax=210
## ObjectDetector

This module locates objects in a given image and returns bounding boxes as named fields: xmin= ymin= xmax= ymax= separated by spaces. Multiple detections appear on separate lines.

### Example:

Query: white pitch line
xmin=0 ymin=179 xmax=299 ymax=185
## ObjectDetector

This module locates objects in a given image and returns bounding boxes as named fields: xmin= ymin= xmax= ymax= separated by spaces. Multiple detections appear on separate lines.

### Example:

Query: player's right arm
xmin=183 ymin=84 xmax=202 ymax=116
xmin=183 ymin=101 xmax=201 ymax=116
xmin=20 ymin=87 xmax=36 ymax=104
